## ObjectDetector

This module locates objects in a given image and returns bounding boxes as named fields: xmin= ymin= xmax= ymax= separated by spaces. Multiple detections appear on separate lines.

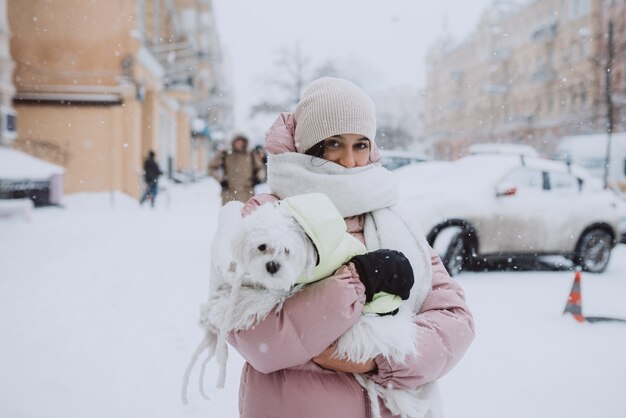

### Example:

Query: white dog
xmin=182 ymin=194 xmax=423 ymax=417
xmin=181 ymin=199 xmax=317 ymax=404
xmin=204 ymin=199 xmax=318 ymax=333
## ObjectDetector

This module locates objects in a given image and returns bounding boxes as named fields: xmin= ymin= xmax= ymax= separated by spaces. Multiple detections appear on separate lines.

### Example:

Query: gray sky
xmin=213 ymin=0 xmax=497 ymax=138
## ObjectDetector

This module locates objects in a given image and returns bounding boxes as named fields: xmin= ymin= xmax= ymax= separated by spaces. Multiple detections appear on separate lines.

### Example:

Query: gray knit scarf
xmin=267 ymin=152 xmax=433 ymax=312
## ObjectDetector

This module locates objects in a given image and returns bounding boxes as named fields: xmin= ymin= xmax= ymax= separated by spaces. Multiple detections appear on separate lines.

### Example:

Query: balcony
xmin=531 ymin=22 xmax=557 ymax=43
xmin=484 ymin=83 xmax=509 ymax=95
xmin=148 ymin=40 xmax=200 ymax=87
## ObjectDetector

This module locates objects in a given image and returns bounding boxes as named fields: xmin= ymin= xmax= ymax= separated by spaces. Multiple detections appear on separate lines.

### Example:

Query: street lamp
xmin=603 ymin=20 xmax=615 ymax=189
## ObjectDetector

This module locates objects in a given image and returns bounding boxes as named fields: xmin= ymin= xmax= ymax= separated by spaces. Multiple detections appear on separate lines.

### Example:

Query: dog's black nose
xmin=266 ymin=261 xmax=280 ymax=274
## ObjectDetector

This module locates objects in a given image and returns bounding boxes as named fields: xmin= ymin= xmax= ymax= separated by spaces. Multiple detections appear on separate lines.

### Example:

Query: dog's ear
xmin=211 ymin=202 xmax=246 ymax=284
xmin=230 ymin=226 xmax=247 ymax=265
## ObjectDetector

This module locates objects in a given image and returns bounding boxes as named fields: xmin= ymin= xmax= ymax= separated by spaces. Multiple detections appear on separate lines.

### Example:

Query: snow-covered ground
xmin=1 ymin=179 xmax=625 ymax=418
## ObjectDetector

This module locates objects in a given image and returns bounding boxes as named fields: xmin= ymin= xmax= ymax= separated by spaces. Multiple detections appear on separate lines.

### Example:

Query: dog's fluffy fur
xmin=182 ymin=201 xmax=317 ymax=403
xmin=207 ymin=200 xmax=317 ymax=331
xmin=184 ymin=200 xmax=423 ymax=417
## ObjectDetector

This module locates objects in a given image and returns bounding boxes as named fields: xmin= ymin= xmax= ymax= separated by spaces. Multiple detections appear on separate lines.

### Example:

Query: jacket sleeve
xmin=207 ymin=151 xmax=224 ymax=181
xmin=252 ymin=154 xmax=267 ymax=182
xmin=369 ymin=249 xmax=475 ymax=390
xmin=228 ymin=265 xmax=366 ymax=374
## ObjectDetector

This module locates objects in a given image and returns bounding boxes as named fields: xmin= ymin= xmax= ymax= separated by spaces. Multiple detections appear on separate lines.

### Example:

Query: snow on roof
xmin=556 ymin=132 xmax=626 ymax=159
xmin=448 ymin=154 xmax=521 ymax=185
xmin=0 ymin=147 xmax=65 ymax=181
xmin=399 ymin=154 xmax=594 ymax=195
xmin=463 ymin=154 xmax=594 ymax=181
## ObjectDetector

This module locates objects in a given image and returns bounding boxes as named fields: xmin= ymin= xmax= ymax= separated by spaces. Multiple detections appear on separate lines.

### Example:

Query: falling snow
xmin=1 ymin=178 xmax=625 ymax=418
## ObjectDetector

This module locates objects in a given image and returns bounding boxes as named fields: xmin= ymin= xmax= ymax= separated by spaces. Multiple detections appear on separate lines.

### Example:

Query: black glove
xmin=349 ymin=249 xmax=414 ymax=303
xmin=220 ymin=179 xmax=229 ymax=191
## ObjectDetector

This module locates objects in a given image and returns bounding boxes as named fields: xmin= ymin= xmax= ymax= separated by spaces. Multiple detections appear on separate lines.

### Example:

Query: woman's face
xmin=320 ymin=134 xmax=371 ymax=168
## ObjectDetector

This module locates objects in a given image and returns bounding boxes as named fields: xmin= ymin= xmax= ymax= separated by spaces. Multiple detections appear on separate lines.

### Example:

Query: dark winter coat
xmin=144 ymin=158 xmax=162 ymax=185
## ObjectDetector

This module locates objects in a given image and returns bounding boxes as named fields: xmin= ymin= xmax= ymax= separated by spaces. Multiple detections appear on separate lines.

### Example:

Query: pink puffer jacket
xmin=229 ymin=204 xmax=475 ymax=417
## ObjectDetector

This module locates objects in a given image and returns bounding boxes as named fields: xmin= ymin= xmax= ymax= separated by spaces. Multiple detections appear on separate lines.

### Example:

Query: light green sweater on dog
xmin=281 ymin=193 xmax=402 ymax=315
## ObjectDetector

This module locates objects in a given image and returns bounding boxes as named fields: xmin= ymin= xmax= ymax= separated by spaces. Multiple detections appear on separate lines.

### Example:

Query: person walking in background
xmin=208 ymin=135 xmax=265 ymax=204
xmin=139 ymin=150 xmax=162 ymax=208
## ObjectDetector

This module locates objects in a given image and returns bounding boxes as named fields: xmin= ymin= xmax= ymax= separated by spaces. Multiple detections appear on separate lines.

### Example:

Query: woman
xmin=228 ymin=77 xmax=475 ymax=417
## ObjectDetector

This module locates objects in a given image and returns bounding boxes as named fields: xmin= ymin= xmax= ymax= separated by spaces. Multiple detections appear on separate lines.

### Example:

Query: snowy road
xmin=1 ymin=179 xmax=625 ymax=418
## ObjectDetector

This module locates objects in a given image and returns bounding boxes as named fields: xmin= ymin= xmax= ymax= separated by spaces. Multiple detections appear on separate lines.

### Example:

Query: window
xmin=572 ymin=0 xmax=580 ymax=18
xmin=500 ymin=168 xmax=544 ymax=191
xmin=549 ymin=171 xmax=579 ymax=192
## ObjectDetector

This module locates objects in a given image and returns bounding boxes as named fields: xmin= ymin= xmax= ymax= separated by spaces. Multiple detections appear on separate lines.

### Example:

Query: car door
xmin=540 ymin=170 xmax=582 ymax=252
xmin=484 ymin=167 xmax=550 ymax=254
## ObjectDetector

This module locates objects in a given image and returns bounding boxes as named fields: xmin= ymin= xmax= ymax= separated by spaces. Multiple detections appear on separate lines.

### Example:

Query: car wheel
xmin=433 ymin=227 xmax=466 ymax=276
xmin=574 ymin=229 xmax=613 ymax=273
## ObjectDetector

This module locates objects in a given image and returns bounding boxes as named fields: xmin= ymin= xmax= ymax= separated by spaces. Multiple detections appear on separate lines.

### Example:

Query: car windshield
xmin=380 ymin=152 xmax=430 ymax=170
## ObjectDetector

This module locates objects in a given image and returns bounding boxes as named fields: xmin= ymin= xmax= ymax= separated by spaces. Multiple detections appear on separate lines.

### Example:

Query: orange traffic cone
xmin=563 ymin=270 xmax=585 ymax=323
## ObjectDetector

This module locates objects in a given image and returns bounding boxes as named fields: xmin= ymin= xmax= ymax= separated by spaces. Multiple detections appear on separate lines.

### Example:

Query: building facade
xmin=423 ymin=0 xmax=618 ymax=159
xmin=8 ymin=0 xmax=231 ymax=197
xmin=0 ymin=0 xmax=15 ymax=146
xmin=602 ymin=0 xmax=626 ymax=133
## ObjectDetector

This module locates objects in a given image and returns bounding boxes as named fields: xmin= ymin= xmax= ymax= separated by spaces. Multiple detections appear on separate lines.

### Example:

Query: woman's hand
xmin=349 ymin=249 xmax=414 ymax=303
xmin=312 ymin=341 xmax=377 ymax=374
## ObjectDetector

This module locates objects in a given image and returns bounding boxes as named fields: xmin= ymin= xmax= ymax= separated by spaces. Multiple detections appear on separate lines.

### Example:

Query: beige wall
xmin=192 ymin=137 xmax=210 ymax=173
xmin=13 ymin=100 xmax=143 ymax=196
xmin=141 ymin=90 xmax=159 ymax=160
xmin=8 ymin=0 xmax=147 ymax=197
xmin=7 ymin=0 xmax=226 ymax=198
xmin=176 ymin=111 xmax=191 ymax=171
xmin=121 ymin=98 xmax=144 ymax=197
xmin=9 ymin=0 xmax=136 ymax=89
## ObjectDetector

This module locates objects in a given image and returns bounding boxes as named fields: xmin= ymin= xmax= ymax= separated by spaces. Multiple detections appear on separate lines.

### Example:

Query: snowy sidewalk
xmin=1 ymin=179 xmax=625 ymax=418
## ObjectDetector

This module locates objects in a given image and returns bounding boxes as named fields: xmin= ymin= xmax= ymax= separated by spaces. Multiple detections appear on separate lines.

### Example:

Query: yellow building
xmin=8 ymin=0 xmax=231 ymax=198
xmin=424 ymin=0 xmax=609 ymax=159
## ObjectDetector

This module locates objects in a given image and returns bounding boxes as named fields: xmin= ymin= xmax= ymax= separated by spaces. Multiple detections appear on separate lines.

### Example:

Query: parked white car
xmin=397 ymin=155 xmax=622 ymax=275
xmin=616 ymin=191 xmax=626 ymax=244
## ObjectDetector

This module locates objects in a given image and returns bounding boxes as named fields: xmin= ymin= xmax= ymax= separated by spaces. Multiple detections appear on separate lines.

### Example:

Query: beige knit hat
xmin=293 ymin=77 xmax=377 ymax=154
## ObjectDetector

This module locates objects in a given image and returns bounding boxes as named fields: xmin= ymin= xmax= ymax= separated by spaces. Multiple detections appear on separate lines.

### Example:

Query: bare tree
xmin=270 ymin=43 xmax=311 ymax=107
xmin=249 ymin=43 xmax=350 ymax=117
xmin=377 ymin=125 xmax=413 ymax=150
xmin=250 ymin=43 xmax=311 ymax=117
